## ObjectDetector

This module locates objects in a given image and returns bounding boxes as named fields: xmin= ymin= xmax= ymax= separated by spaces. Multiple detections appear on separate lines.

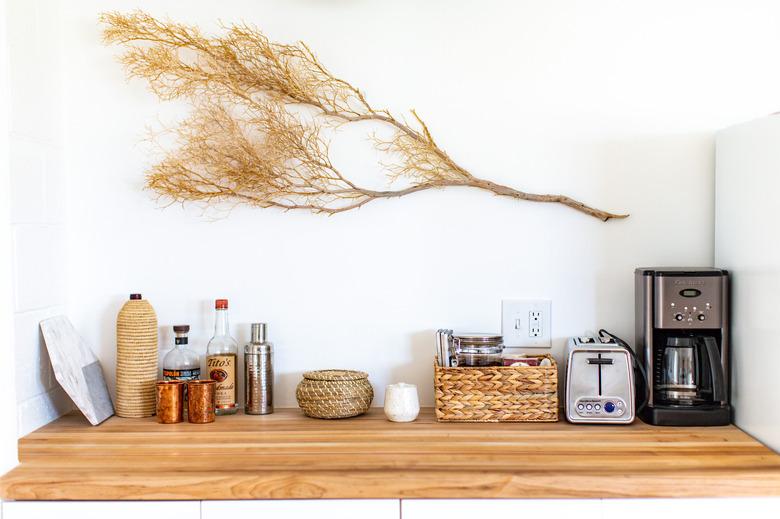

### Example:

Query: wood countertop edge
xmin=3 ymin=409 xmax=780 ymax=500
xmin=2 ymin=467 xmax=780 ymax=500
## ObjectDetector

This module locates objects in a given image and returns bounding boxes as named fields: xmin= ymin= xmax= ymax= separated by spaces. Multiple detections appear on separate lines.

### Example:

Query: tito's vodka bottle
xmin=207 ymin=299 xmax=238 ymax=415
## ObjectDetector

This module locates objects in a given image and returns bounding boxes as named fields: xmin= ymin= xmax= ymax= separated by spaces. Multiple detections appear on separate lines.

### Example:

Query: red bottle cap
xmin=130 ymin=293 xmax=142 ymax=300
xmin=215 ymin=299 xmax=228 ymax=309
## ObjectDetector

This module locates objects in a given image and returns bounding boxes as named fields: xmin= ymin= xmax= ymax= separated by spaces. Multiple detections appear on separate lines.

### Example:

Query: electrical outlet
xmin=529 ymin=310 xmax=542 ymax=337
xmin=502 ymin=299 xmax=551 ymax=347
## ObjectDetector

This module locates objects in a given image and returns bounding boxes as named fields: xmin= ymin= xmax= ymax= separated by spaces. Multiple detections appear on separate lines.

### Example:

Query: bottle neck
xmin=214 ymin=308 xmax=230 ymax=337
xmin=251 ymin=323 xmax=267 ymax=343
xmin=174 ymin=333 xmax=189 ymax=348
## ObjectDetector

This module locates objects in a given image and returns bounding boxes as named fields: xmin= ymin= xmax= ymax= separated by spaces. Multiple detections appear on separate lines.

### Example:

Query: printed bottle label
xmin=207 ymin=355 xmax=236 ymax=409
xmin=163 ymin=368 xmax=200 ymax=381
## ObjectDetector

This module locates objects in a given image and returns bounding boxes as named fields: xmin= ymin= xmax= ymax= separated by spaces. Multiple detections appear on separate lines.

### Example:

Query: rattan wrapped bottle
xmin=115 ymin=293 xmax=158 ymax=417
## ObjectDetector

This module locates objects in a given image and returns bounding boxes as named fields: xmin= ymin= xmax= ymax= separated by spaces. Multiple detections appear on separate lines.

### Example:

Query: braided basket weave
xmin=115 ymin=296 xmax=158 ymax=418
xmin=434 ymin=354 xmax=558 ymax=422
xmin=296 ymin=370 xmax=374 ymax=419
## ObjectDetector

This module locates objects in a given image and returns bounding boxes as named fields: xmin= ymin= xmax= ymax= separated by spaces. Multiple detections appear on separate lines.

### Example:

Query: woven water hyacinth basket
xmin=115 ymin=294 xmax=158 ymax=418
xmin=296 ymin=369 xmax=374 ymax=419
xmin=434 ymin=354 xmax=558 ymax=422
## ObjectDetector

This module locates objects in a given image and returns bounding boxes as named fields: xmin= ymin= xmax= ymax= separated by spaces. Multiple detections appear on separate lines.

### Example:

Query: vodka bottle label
xmin=208 ymin=354 xmax=237 ymax=409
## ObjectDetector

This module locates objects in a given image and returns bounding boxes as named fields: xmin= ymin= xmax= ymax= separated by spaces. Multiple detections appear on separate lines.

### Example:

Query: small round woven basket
xmin=296 ymin=369 xmax=374 ymax=419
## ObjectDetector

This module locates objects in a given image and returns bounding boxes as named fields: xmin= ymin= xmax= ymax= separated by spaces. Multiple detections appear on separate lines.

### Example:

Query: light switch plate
xmin=502 ymin=299 xmax=552 ymax=347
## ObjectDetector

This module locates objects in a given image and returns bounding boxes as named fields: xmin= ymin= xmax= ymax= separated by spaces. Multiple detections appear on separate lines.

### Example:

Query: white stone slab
xmin=40 ymin=316 xmax=114 ymax=425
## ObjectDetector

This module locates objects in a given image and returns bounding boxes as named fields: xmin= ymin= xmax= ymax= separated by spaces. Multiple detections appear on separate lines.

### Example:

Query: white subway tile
xmin=6 ymin=0 xmax=60 ymax=142
xmin=16 ymin=385 xmax=72 ymax=436
xmin=9 ymin=138 xmax=46 ymax=224
xmin=44 ymin=148 xmax=65 ymax=224
xmin=12 ymin=225 xmax=66 ymax=312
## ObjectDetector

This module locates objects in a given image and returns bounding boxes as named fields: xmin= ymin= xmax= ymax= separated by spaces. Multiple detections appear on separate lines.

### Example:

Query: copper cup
xmin=187 ymin=380 xmax=216 ymax=424
xmin=156 ymin=381 xmax=184 ymax=424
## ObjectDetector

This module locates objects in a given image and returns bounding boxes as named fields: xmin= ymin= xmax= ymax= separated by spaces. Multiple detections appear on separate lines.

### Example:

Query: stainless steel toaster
xmin=565 ymin=336 xmax=635 ymax=424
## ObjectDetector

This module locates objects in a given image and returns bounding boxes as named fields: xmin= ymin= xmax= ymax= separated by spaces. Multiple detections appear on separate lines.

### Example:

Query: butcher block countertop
xmin=1 ymin=408 xmax=780 ymax=500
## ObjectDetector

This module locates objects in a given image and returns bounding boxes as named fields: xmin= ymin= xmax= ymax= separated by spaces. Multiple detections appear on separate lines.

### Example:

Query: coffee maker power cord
xmin=598 ymin=328 xmax=650 ymax=413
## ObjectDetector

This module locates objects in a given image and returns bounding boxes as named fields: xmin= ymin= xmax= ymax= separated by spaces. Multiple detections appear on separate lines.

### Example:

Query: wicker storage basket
xmin=115 ymin=294 xmax=158 ymax=418
xmin=296 ymin=369 xmax=374 ymax=419
xmin=434 ymin=354 xmax=558 ymax=422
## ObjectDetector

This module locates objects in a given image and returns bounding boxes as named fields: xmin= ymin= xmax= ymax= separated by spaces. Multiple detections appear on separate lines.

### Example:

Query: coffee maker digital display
xmin=635 ymin=268 xmax=730 ymax=426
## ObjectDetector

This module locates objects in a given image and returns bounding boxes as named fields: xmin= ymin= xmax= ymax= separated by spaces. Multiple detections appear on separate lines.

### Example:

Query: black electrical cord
xmin=598 ymin=328 xmax=649 ymax=413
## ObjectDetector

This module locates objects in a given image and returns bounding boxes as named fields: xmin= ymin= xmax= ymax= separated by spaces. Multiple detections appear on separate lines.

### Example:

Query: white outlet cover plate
xmin=502 ymin=299 xmax=552 ymax=348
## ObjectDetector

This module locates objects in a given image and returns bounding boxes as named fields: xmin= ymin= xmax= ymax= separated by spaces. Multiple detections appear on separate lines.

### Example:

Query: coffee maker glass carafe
xmin=658 ymin=335 xmax=727 ymax=406
xmin=661 ymin=338 xmax=697 ymax=402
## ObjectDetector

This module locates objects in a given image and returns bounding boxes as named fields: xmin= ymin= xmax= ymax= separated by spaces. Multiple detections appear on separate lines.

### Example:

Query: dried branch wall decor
xmin=100 ymin=11 xmax=628 ymax=221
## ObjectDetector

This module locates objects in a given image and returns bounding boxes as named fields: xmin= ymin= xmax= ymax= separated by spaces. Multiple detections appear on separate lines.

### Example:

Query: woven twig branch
xmin=101 ymin=11 xmax=628 ymax=221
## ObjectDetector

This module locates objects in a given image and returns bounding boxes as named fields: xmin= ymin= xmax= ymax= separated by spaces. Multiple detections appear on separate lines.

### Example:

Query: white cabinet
xmin=402 ymin=499 xmax=602 ymax=519
xmin=4 ymin=497 xmax=780 ymax=519
xmin=602 ymin=498 xmax=780 ymax=519
xmin=201 ymin=500 xmax=399 ymax=519
xmin=715 ymin=115 xmax=780 ymax=454
xmin=404 ymin=498 xmax=780 ymax=519
xmin=1 ymin=501 xmax=200 ymax=519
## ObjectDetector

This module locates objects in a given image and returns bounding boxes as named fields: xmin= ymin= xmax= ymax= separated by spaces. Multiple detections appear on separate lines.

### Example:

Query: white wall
xmin=715 ymin=116 xmax=780 ymax=452
xmin=0 ymin=0 xmax=19 ymax=474
xmin=55 ymin=0 xmax=780 ymax=408
xmin=6 ymin=0 xmax=73 ymax=436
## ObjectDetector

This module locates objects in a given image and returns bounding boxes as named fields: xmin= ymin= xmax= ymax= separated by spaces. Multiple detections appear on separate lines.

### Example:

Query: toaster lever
xmin=587 ymin=358 xmax=614 ymax=365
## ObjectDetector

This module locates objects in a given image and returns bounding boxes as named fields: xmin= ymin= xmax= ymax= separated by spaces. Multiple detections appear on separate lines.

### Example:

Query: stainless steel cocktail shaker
xmin=244 ymin=323 xmax=273 ymax=415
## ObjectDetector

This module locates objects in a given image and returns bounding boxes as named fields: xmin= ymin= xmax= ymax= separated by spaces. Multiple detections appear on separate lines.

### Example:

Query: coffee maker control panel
xmin=654 ymin=275 xmax=723 ymax=329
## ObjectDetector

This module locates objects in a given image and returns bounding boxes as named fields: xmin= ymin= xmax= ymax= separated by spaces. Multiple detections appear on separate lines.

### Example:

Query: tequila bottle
xmin=162 ymin=324 xmax=200 ymax=383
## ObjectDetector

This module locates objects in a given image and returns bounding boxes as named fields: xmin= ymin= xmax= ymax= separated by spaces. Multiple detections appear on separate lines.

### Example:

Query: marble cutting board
xmin=40 ymin=316 xmax=114 ymax=425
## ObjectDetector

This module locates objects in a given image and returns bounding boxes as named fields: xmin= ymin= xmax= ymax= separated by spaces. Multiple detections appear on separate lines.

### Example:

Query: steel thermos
xmin=244 ymin=323 xmax=273 ymax=415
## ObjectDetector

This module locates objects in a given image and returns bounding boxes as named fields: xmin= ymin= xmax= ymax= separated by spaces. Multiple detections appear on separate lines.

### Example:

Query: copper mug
xmin=156 ymin=381 xmax=184 ymax=424
xmin=187 ymin=380 xmax=216 ymax=424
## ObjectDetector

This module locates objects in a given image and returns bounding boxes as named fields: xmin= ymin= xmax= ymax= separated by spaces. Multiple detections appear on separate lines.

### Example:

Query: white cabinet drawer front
xmin=2 ymin=501 xmax=200 ymax=519
xmin=401 ymin=499 xmax=601 ymax=519
xmin=201 ymin=500 xmax=399 ymax=519
xmin=602 ymin=498 xmax=780 ymax=519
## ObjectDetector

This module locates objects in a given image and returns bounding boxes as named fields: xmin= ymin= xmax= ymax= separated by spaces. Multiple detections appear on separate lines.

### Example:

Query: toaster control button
xmin=604 ymin=402 xmax=616 ymax=413
xmin=577 ymin=403 xmax=584 ymax=411
xmin=697 ymin=313 xmax=706 ymax=321
xmin=594 ymin=404 xmax=601 ymax=411
xmin=585 ymin=404 xmax=593 ymax=410
xmin=674 ymin=313 xmax=684 ymax=321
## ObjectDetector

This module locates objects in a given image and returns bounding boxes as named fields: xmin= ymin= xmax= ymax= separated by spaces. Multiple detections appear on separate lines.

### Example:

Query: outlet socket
xmin=502 ymin=299 xmax=552 ymax=348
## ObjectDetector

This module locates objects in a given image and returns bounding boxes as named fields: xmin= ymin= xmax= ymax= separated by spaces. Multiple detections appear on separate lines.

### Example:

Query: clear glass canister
xmin=453 ymin=333 xmax=504 ymax=367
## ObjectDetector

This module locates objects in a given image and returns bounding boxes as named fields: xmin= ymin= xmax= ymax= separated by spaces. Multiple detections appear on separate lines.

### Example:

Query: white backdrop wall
xmin=1 ymin=0 xmax=19 ymax=471
xmin=6 ymin=0 xmax=72 ymax=439
xmin=52 ymin=0 xmax=780 ymax=408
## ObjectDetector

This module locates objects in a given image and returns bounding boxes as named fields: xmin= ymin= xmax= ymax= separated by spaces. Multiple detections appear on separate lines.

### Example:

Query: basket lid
xmin=303 ymin=369 xmax=369 ymax=381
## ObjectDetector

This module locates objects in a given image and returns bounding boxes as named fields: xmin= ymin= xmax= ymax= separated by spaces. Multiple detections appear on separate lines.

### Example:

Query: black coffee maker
xmin=635 ymin=268 xmax=730 ymax=426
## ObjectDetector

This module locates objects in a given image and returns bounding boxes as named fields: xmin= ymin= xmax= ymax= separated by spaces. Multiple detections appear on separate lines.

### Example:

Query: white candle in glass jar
xmin=384 ymin=383 xmax=420 ymax=422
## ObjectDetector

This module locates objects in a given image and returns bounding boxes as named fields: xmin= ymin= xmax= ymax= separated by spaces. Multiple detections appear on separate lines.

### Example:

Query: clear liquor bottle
xmin=206 ymin=299 xmax=238 ymax=415
xmin=162 ymin=325 xmax=201 ymax=383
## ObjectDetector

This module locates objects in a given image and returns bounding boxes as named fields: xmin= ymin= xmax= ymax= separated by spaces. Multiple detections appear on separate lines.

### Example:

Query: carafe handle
xmin=702 ymin=336 xmax=727 ymax=403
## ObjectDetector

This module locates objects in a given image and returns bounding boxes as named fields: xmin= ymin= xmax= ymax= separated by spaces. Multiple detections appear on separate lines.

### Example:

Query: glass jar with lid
xmin=453 ymin=333 xmax=504 ymax=367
